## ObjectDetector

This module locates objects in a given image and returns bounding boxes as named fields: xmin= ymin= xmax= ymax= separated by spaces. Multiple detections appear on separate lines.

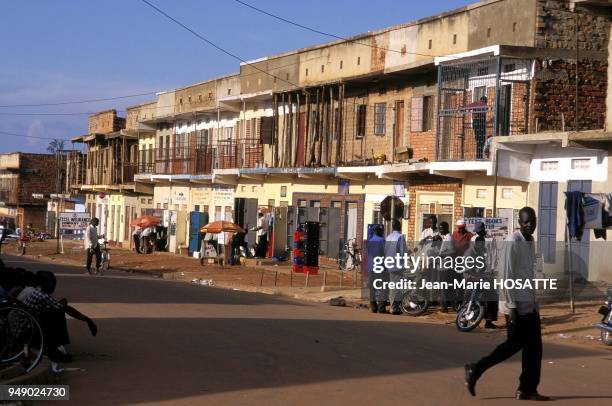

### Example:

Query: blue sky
xmin=0 ymin=0 xmax=473 ymax=153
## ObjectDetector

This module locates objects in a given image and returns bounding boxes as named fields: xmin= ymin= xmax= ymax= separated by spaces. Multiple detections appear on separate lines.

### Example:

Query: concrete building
xmin=70 ymin=109 xmax=153 ymax=246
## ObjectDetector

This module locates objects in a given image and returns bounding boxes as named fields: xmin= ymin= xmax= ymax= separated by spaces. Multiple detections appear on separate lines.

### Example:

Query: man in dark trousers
xmin=367 ymin=225 xmax=388 ymax=313
xmin=465 ymin=207 xmax=550 ymax=401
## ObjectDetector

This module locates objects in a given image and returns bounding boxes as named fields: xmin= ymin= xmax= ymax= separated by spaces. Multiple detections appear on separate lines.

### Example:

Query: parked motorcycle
xmin=596 ymin=288 xmax=612 ymax=346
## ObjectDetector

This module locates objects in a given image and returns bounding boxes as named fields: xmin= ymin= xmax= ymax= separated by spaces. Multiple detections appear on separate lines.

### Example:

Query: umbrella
xmin=130 ymin=215 xmax=162 ymax=228
xmin=200 ymin=220 xmax=245 ymax=234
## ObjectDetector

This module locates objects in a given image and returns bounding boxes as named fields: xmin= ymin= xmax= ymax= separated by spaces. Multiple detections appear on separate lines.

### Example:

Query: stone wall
xmin=532 ymin=58 xmax=608 ymax=131
xmin=88 ymin=110 xmax=125 ymax=134
xmin=535 ymin=0 xmax=610 ymax=51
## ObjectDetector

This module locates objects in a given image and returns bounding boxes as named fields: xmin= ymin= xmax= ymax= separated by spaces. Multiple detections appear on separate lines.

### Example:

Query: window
xmin=476 ymin=189 xmax=487 ymax=199
xmin=188 ymin=96 xmax=191 ymax=103
xmin=194 ymin=205 xmax=200 ymax=212
xmin=453 ymin=34 xmax=457 ymax=45
xmin=331 ymin=201 xmax=342 ymax=209
xmin=374 ymin=103 xmax=386 ymax=135
xmin=148 ymin=198 xmax=153 ymax=204
xmin=298 ymin=199 xmax=307 ymax=207
xmin=428 ymin=39 xmax=432 ymax=49
xmin=571 ymin=158 xmax=591 ymax=170
xmin=422 ymin=96 xmax=434 ymax=131
xmin=502 ymin=188 xmax=513 ymax=199
xmin=540 ymin=161 xmax=559 ymax=171
xmin=356 ymin=105 xmax=367 ymax=138
xmin=251 ymin=186 xmax=257 ymax=192
xmin=280 ymin=186 xmax=287 ymax=197
xmin=306 ymin=68 xmax=309 ymax=76
xmin=503 ymin=64 xmax=516 ymax=73
xmin=321 ymin=65 xmax=325 ymax=73
xmin=474 ymin=86 xmax=487 ymax=102
xmin=513 ymin=22 xmax=517 ymax=32
xmin=241 ymin=186 xmax=246 ymax=192
xmin=198 ymin=95 xmax=202 ymax=102
xmin=340 ymin=60 xmax=343 ymax=69
xmin=141 ymin=198 xmax=146 ymax=204
xmin=286 ymin=73 xmax=289 ymax=80
xmin=268 ymin=199 xmax=275 ymax=208
xmin=357 ymin=56 xmax=361 ymax=65
xmin=179 ymin=98 xmax=183 ymax=105
xmin=487 ymin=28 xmax=491 ymax=38
xmin=477 ymin=66 xmax=489 ymax=76
xmin=310 ymin=200 xmax=321 ymax=208
xmin=227 ymin=88 xmax=232 ymax=95
xmin=174 ymin=133 xmax=182 ymax=155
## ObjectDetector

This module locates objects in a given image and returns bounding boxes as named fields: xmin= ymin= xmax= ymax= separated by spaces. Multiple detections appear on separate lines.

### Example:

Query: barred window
xmin=374 ymin=103 xmax=386 ymax=135
xmin=355 ymin=105 xmax=366 ymax=138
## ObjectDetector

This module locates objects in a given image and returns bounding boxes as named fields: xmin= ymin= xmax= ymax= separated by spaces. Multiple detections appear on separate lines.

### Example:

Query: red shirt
xmin=453 ymin=230 xmax=473 ymax=256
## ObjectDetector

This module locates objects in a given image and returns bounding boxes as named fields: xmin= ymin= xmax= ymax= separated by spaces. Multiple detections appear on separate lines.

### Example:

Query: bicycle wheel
xmin=0 ymin=305 xmax=44 ymax=373
xmin=455 ymin=302 xmax=485 ymax=332
xmin=400 ymin=290 xmax=429 ymax=316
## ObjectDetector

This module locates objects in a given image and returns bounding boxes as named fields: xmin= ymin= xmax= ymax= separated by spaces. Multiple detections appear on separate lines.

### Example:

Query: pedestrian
xmin=419 ymin=214 xmax=439 ymax=253
xmin=453 ymin=219 xmax=473 ymax=256
xmin=465 ymin=207 xmax=550 ymax=401
xmin=141 ymin=226 xmax=153 ymax=254
xmin=367 ymin=225 xmax=388 ymax=313
xmin=472 ymin=96 xmax=488 ymax=159
xmin=384 ymin=219 xmax=408 ymax=315
xmin=464 ymin=221 xmax=499 ymax=329
xmin=84 ymin=218 xmax=102 ymax=275
xmin=16 ymin=270 xmax=97 ymax=364
xmin=253 ymin=211 xmax=268 ymax=258
xmin=430 ymin=221 xmax=455 ymax=312
xmin=132 ymin=227 xmax=142 ymax=254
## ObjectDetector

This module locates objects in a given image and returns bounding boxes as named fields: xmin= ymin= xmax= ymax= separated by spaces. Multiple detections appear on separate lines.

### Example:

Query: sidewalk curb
xmin=1 ymin=359 xmax=55 ymax=386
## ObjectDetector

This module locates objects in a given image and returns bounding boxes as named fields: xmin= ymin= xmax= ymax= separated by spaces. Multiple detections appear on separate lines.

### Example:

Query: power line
xmin=0 ymin=91 xmax=157 ymax=108
xmin=139 ymin=0 xmax=302 ymax=90
xmin=0 ymin=130 xmax=69 ymax=141
xmin=233 ymin=0 xmax=435 ymax=57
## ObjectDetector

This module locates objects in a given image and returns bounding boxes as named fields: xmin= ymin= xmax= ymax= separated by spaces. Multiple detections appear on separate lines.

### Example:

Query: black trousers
xmin=39 ymin=309 xmax=70 ymax=361
xmin=133 ymin=235 xmax=141 ymax=253
xmin=367 ymin=271 xmax=389 ymax=303
xmin=86 ymin=246 xmax=101 ymax=271
xmin=474 ymin=312 xmax=542 ymax=393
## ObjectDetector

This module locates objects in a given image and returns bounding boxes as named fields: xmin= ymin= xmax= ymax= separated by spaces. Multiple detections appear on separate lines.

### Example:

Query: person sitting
xmin=17 ymin=270 xmax=97 ymax=363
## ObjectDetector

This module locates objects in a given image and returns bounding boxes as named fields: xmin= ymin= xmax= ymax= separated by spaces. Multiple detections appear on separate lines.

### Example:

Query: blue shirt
xmin=385 ymin=231 xmax=407 ymax=273
xmin=367 ymin=234 xmax=385 ymax=274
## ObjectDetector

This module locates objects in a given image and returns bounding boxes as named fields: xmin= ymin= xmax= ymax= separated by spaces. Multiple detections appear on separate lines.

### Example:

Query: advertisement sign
xmin=59 ymin=212 xmax=91 ymax=230
xmin=465 ymin=217 xmax=509 ymax=239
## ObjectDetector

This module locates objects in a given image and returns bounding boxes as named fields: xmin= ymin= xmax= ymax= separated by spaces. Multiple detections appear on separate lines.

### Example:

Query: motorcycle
xmin=596 ymin=288 xmax=612 ymax=346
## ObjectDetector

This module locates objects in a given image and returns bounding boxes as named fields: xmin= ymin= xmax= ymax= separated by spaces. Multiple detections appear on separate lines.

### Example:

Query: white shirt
xmin=257 ymin=216 xmax=267 ymax=236
xmin=142 ymin=227 xmax=153 ymax=237
xmin=498 ymin=231 xmax=538 ymax=315
xmin=84 ymin=224 xmax=99 ymax=250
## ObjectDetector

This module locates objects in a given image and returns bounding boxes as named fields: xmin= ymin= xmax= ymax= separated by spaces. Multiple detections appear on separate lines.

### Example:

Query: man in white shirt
xmin=253 ymin=212 xmax=268 ymax=258
xmin=465 ymin=207 xmax=549 ymax=401
xmin=84 ymin=218 xmax=102 ymax=275
xmin=419 ymin=214 xmax=439 ymax=251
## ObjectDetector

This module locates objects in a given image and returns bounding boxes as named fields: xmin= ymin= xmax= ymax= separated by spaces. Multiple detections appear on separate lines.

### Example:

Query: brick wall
xmin=88 ymin=110 xmax=125 ymax=134
xmin=535 ymin=0 xmax=610 ymax=51
xmin=17 ymin=154 xmax=59 ymax=206
xmin=532 ymin=58 xmax=608 ymax=131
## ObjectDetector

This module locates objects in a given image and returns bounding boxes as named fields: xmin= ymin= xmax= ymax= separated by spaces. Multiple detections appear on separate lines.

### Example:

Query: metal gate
xmin=436 ymin=56 xmax=532 ymax=161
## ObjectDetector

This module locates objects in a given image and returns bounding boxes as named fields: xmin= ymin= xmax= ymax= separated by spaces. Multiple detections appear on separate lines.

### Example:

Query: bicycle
xmin=338 ymin=238 xmax=362 ymax=273
xmin=99 ymin=238 xmax=111 ymax=275
xmin=0 ymin=297 xmax=45 ymax=373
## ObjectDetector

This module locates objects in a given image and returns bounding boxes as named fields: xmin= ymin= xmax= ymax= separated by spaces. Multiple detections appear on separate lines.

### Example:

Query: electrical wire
xmin=139 ymin=0 xmax=302 ymax=89
xmin=233 ymin=0 xmax=435 ymax=57
xmin=0 ymin=130 xmax=69 ymax=141
xmin=0 ymin=91 xmax=157 ymax=108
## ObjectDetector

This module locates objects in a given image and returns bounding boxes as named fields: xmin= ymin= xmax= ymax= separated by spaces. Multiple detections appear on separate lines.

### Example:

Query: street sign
xmin=58 ymin=212 xmax=91 ymax=230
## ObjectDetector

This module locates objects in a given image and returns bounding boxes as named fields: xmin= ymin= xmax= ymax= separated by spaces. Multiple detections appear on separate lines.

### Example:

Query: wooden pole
xmin=323 ymin=271 xmax=327 ymax=289
xmin=260 ymin=271 xmax=265 ymax=287
xmin=305 ymin=271 xmax=310 ymax=287
xmin=274 ymin=271 xmax=278 ymax=286
xmin=340 ymin=269 xmax=343 ymax=288
xmin=290 ymin=270 xmax=293 ymax=287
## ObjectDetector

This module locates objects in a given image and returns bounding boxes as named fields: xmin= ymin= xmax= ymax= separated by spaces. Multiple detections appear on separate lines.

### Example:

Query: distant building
xmin=0 ymin=152 xmax=60 ymax=230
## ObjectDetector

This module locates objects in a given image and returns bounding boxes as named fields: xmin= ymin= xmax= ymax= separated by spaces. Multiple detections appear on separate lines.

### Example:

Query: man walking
xmin=464 ymin=207 xmax=550 ymax=401
xmin=385 ymin=219 xmax=407 ymax=315
xmin=84 ymin=218 xmax=102 ymax=275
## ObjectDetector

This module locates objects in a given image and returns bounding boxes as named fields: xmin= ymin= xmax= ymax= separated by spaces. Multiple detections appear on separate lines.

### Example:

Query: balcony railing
xmin=436 ymin=56 xmax=532 ymax=161
xmin=141 ymin=138 xmax=263 ymax=175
